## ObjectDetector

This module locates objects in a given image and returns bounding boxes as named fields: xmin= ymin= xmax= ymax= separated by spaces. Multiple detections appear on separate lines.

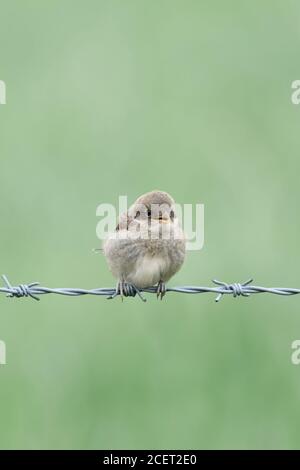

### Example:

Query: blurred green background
xmin=1 ymin=0 xmax=300 ymax=450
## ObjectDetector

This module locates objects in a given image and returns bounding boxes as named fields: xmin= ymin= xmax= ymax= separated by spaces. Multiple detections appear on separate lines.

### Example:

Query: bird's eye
xmin=170 ymin=210 xmax=175 ymax=220
xmin=147 ymin=210 xmax=151 ymax=218
xmin=135 ymin=211 xmax=140 ymax=219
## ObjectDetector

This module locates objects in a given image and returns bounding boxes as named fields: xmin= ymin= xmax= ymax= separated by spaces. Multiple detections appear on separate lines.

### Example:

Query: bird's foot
xmin=156 ymin=280 xmax=166 ymax=300
xmin=107 ymin=280 xmax=146 ymax=302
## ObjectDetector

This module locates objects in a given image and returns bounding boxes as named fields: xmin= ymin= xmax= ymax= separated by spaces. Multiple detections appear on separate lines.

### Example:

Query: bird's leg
xmin=119 ymin=279 xmax=125 ymax=301
xmin=156 ymin=280 xmax=166 ymax=300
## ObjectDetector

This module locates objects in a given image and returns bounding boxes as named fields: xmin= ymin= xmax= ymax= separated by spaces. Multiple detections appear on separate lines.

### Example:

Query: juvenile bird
xmin=103 ymin=190 xmax=186 ymax=300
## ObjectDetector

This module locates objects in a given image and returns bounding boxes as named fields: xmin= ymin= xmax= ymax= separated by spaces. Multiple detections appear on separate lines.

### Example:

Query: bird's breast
xmin=126 ymin=253 xmax=170 ymax=288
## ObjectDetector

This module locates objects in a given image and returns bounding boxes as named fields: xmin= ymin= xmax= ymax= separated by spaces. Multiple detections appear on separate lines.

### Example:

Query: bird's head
xmin=129 ymin=190 xmax=178 ymax=226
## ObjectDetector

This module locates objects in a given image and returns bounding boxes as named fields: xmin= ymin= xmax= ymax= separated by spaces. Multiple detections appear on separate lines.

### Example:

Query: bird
xmin=103 ymin=190 xmax=186 ymax=300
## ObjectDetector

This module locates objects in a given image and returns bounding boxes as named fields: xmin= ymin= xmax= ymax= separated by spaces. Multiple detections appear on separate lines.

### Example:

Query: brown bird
xmin=103 ymin=190 xmax=186 ymax=300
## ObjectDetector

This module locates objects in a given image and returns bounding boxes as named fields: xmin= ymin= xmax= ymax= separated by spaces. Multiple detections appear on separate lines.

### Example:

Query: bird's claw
xmin=156 ymin=280 xmax=166 ymax=300
xmin=107 ymin=280 xmax=146 ymax=302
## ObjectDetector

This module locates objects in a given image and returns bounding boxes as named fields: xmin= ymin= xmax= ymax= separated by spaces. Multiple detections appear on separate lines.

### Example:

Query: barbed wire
xmin=1 ymin=274 xmax=300 ymax=303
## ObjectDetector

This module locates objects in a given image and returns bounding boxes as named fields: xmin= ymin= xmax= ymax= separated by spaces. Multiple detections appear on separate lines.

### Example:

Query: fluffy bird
xmin=103 ymin=190 xmax=186 ymax=300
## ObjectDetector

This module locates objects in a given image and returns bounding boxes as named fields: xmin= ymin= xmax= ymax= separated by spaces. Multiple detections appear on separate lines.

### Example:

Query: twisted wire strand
xmin=1 ymin=275 xmax=300 ymax=302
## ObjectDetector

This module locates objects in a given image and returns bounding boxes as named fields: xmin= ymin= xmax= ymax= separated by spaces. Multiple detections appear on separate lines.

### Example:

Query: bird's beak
xmin=152 ymin=214 xmax=170 ymax=224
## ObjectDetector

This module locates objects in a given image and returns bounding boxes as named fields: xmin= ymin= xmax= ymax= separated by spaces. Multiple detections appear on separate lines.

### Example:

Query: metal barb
xmin=213 ymin=278 xmax=253 ymax=302
xmin=1 ymin=275 xmax=40 ymax=301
